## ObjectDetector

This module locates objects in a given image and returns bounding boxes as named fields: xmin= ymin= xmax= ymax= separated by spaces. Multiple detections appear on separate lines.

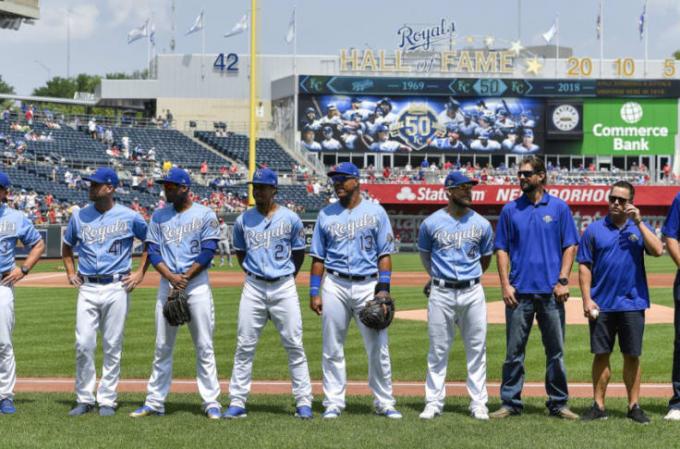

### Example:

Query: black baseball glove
xmin=423 ymin=279 xmax=432 ymax=298
xmin=163 ymin=289 xmax=191 ymax=326
xmin=359 ymin=294 xmax=395 ymax=330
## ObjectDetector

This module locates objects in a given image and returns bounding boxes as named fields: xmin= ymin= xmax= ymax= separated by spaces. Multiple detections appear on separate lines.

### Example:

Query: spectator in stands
xmin=664 ymin=163 xmax=671 ymax=181
xmin=25 ymin=105 xmax=34 ymax=125
xmin=1 ymin=108 xmax=9 ymax=122
xmin=87 ymin=117 xmax=96 ymax=139
xmin=166 ymin=109 xmax=174 ymax=127
xmin=147 ymin=147 xmax=156 ymax=162
xmin=200 ymin=161 xmax=209 ymax=181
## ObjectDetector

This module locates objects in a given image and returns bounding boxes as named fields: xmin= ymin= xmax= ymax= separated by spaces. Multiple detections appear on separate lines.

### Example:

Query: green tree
xmin=0 ymin=75 xmax=15 ymax=108
xmin=105 ymin=69 xmax=149 ymax=80
xmin=674 ymin=50 xmax=680 ymax=60
xmin=32 ymin=76 xmax=77 ymax=98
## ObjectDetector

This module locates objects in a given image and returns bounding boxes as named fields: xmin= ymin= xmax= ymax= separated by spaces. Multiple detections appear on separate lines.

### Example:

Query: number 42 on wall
xmin=214 ymin=53 xmax=239 ymax=72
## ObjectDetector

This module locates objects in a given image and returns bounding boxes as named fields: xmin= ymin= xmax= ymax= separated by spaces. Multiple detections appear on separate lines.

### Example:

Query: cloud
xmin=104 ymin=0 xmax=170 ymax=28
xmin=1 ymin=3 xmax=99 ymax=43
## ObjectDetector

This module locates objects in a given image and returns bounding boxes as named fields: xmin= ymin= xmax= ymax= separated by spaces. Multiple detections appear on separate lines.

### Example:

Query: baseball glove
xmin=359 ymin=294 xmax=395 ymax=330
xmin=423 ymin=279 xmax=432 ymax=298
xmin=163 ymin=289 xmax=191 ymax=326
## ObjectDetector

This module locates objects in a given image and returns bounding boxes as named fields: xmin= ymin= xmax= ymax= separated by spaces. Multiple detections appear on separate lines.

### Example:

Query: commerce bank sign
xmin=583 ymin=99 xmax=678 ymax=155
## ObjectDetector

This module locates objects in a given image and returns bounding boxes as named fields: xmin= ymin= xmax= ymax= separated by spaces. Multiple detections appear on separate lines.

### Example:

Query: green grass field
xmin=3 ymin=394 xmax=680 ymax=449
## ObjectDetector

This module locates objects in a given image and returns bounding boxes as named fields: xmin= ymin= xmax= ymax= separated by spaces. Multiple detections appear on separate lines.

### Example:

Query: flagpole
xmin=599 ymin=1 xmax=604 ymax=77
xmin=555 ymin=15 xmax=559 ymax=77
xmin=201 ymin=10 xmax=206 ymax=80
xmin=292 ymin=5 xmax=299 ymax=155
xmin=248 ymin=0 xmax=258 ymax=206
xmin=644 ymin=4 xmax=649 ymax=78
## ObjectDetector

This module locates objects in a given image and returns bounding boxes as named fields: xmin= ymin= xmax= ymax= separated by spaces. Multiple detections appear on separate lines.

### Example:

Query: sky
xmin=1 ymin=0 xmax=680 ymax=95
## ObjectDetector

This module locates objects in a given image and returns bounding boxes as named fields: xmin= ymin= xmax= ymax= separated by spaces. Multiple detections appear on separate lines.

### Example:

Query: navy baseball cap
xmin=444 ymin=171 xmax=478 ymax=188
xmin=327 ymin=162 xmax=360 ymax=178
xmin=156 ymin=167 xmax=191 ymax=187
xmin=376 ymin=124 xmax=389 ymax=133
xmin=351 ymin=97 xmax=361 ymax=104
xmin=83 ymin=167 xmax=119 ymax=187
xmin=0 ymin=171 xmax=10 ymax=189
xmin=446 ymin=122 xmax=459 ymax=132
xmin=523 ymin=129 xmax=534 ymax=138
xmin=478 ymin=130 xmax=490 ymax=139
xmin=249 ymin=168 xmax=278 ymax=186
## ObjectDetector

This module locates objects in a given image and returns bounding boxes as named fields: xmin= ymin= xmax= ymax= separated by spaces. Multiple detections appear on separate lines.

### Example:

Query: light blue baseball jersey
xmin=146 ymin=203 xmax=220 ymax=273
xmin=310 ymin=199 xmax=394 ymax=276
xmin=63 ymin=203 xmax=147 ymax=276
xmin=233 ymin=205 xmax=305 ymax=278
xmin=0 ymin=204 xmax=41 ymax=273
xmin=418 ymin=208 xmax=493 ymax=281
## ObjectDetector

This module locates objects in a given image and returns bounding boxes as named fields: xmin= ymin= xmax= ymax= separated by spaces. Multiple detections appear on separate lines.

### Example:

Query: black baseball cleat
xmin=581 ymin=403 xmax=608 ymax=421
xmin=627 ymin=404 xmax=650 ymax=424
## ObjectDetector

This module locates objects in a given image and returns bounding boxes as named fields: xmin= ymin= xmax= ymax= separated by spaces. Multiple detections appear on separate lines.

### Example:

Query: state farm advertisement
xmin=364 ymin=184 xmax=679 ymax=206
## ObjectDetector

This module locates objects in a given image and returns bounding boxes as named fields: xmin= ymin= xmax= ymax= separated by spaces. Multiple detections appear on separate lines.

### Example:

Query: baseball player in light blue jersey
xmin=62 ymin=167 xmax=149 ymax=417
xmin=224 ymin=168 xmax=313 ymax=419
xmin=130 ymin=167 xmax=222 ymax=419
xmin=0 ymin=172 xmax=44 ymax=415
xmin=309 ymin=162 xmax=401 ymax=420
xmin=418 ymin=172 xmax=493 ymax=420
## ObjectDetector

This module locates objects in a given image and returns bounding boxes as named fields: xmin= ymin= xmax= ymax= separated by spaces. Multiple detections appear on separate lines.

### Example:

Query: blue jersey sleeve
xmin=376 ymin=208 xmax=394 ymax=257
xmin=291 ymin=215 xmax=306 ymax=250
xmin=576 ymin=226 xmax=594 ymax=264
xmin=417 ymin=219 xmax=432 ymax=252
xmin=232 ymin=216 xmax=245 ymax=251
xmin=18 ymin=217 xmax=41 ymax=247
xmin=494 ymin=206 xmax=510 ymax=251
xmin=132 ymin=213 xmax=148 ymax=241
xmin=480 ymin=220 xmax=494 ymax=256
xmin=310 ymin=216 xmax=326 ymax=259
xmin=662 ymin=193 xmax=680 ymax=239
xmin=63 ymin=213 xmax=79 ymax=247
xmin=146 ymin=216 xmax=161 ymax=244
xmin=560 ymin=203 xmax=579 ymax=248
xmin=200 ymin=211 xmax=220 ymax=242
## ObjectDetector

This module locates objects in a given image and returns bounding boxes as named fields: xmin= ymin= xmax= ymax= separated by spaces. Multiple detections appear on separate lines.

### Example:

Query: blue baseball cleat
xmin=222 ymin=405 xmax=247 ymax=419
xmin=295 ymin=405 xmax=313 ymax=419
xmin=0 ymin=398 xmax=15 ymax=414
xmin=206 ymin=407 xmax=221 ymax=420
xmin=129 ymin=405 xmax=164 ymax=418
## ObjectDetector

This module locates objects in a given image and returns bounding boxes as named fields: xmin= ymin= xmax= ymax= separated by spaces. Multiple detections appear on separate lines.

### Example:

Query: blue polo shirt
xmin=577 ymin=217 xmax=651 ymax=312
xmin=662 ymin=192 xmax=680 ymax=241
xmin=494 ymin=192 xmax=579 ymax=295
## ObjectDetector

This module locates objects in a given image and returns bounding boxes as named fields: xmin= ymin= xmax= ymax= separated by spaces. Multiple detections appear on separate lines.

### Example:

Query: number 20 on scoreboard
xmin=214 ymin=53 xmax=239 ymax=73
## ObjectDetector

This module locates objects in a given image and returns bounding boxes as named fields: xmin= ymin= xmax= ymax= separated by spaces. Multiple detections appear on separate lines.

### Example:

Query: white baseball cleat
xmin=471 ymin=408 xmax=489 ymax=420
xmin=419 ymin=405 xmax=442 ymax=420
xmin=322 ymin=407 xmax=341 ymax=419
xmin=665 ymin=409 xmax=680 ymax=421
xmin=376 ymin=406 xmax=402 ymax=419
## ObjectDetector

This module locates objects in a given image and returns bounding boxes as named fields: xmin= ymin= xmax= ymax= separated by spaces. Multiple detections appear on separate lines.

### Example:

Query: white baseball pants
xmin=0 ymin=286 xmax=15 ymax=401
xmin=228 ymin=276 xmax=312 ymax=408
xmin=425 ymin=282 xmax=488 ymax=412
xmin=74 ymin=281 xmax=129 ymax=407
xmin=143 ymin=272 xmax=221 ymax=413
xmin=321 ymin=274 xmax=396 ymax=411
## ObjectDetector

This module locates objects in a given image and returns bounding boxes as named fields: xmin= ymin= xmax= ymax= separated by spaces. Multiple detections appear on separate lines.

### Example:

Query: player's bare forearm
xmin=496 ymin=250 xmax=511 ymax=287
xmin=292 ymin=249 xmax=305 ymax=276
xmin=377 ymin=254 xmax=391 ymax=272
xmin=138 ymin=247 xmax=151 ymax=274
xmin=419 ymin=251 xmax=432 ymax=277
xmin=665 ymin=237 xmax=680 ymax=269
xmin=638 ymin=223 xmax=664 ymax=256
xmin=235 ymin=251 xmax=245 ymax=269
xmin=578 ymin=263 xmax=593 ymax=302
xmin=559 ymin=245 xmax=577 ymax=279
xmin=61 ymin=243 xmax=76 ymax=277
xmin=480 ymin=255 xmax=492 ymax=273
xmin=23 ymin=239 xmax=44 ymax=271
xmin=310 ymin=257 xmax=325 ymax=277
xmin=183 ymin=262 xmax=204 ymax=280
xmin=155 ymin=262 xmax=177 ymax=282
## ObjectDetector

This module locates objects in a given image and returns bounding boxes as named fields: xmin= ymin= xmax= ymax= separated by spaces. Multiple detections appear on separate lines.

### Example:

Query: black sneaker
xmin=627 ymin=404 xmax=650 ymax=424
xmin=581 ymin=403 xmax=608 ymax=421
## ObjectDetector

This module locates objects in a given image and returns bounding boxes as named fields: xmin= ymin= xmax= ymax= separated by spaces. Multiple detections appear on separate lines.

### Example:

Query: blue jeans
xmin=669 ymin=271 xmax=680 ymax=410
xmin=500 ymin=294 xmax=569 ymax=413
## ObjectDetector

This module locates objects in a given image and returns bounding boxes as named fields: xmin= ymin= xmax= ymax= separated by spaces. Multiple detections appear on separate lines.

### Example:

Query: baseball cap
xmin=327 ymin=104 xmax=337 ymax=111
xmin=249 ymin=168 xmax=278 ymax=186
xmin=323 ymin=126 xmax=333 ymax=134
xmin=302 ymin=124 xmax=313 ymax=132
xmin=444 ymin=171 xmax=478 ymax=188
xmin=523 ymin=129 xmax=534 ymax=138
xmin=305 ymin=107 xmax=316 ymax=114
xmin=376 ymin=124 xmax=389 ymax=133
xmin=478 ymin=130 xmax=490 ymax=139
xmin=327 ymin=162 xmax=360 ymax=178
xmin=83 ymin=167 xmax=119 ymax=187
xmin=446 ymin=122 xmax=459 ymax=132
xmin=351 ymin=97 xmax=361 ymax=104
xmin=155 ymin=167 xmax=191 ymax=187
xmin=0 ymin=172 xmax=10 ymax=189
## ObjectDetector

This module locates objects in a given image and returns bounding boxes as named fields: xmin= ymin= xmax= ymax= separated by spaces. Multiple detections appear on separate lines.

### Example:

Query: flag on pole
xmin=638 ymin=1 xmax=647 ymax=40
xmin=128 ymin=19 xmax=149 ymax=44
xmin=186 ymin=10 xmax=204 ymax=36
xmin=285 ymin=8 xmax=295 ymax=44
xmin=149 ymin=21 xmax=156 ymax=46
xmin=224 ymin=14 xmax=248 ymax=38
xmin=542 ymin=18 xmax=558 ymax=43
xmin=596 ymin=3 xmax=602 ymax=40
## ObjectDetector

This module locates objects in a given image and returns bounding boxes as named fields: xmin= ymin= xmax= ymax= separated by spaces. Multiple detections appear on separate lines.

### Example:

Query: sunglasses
xmin=331 ymin=175 xmax=356 ymax=184
xmin=608 ymin=195 xmax=629 ymax=205
xmin=518 ymin=170 xmax=536 ymax=178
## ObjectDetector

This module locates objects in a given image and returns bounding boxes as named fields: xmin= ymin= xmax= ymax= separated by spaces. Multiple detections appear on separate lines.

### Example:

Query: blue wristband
xmin=378 ymin=271 xmax=392 ymax=284
xmin=310 ymin=274 xmax=322 ymax=297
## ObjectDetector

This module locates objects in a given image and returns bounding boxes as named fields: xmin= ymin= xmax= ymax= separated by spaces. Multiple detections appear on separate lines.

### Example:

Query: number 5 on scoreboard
xmin=664 ymin=59 xmax=677 ymax=78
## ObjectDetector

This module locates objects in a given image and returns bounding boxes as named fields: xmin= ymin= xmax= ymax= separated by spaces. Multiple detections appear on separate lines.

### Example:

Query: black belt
xmin=432 ymin=277 xmax=481 ymax=290
xmin=328 ymin=271 xmax=377 ymax=281
xmin=79 ymin=271 xmax=130 ymax=285
xmin=246 ymin=271 xmax=292 ymax=283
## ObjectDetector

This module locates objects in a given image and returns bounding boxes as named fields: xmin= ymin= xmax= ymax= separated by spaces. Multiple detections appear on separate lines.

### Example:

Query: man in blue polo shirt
xmin=578 ymin=181 xmax=662 ymax=424
xmin=661 ymin=189 xmax=680 ymax=421
xmin=490 ymin=155 xmax=580 ymax=420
